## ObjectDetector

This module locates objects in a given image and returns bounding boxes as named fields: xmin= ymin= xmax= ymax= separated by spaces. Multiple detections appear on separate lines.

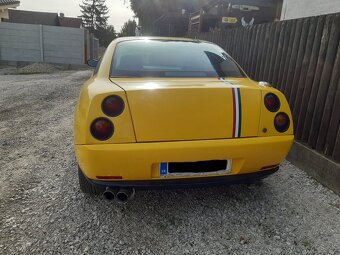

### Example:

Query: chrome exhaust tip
xmin=116 ymin=188 xmax=135 ymax=204
xmin=103 ymin=187 xmax=116 ymax=201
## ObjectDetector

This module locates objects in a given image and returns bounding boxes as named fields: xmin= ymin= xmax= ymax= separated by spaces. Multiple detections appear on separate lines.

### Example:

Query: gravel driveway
xmin=0 ymin=70 xmax=339 ymax=255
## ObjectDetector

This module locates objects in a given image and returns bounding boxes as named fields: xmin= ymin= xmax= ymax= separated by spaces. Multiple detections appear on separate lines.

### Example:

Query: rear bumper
xmin=75 ymin=135 xmax=293 ymax=181
xmin=90 ymin=166 xmax=279 ymax=190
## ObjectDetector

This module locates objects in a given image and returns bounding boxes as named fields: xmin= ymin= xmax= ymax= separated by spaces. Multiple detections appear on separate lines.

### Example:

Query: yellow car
xmin=74 ymin=37 xmax=293 ymax=203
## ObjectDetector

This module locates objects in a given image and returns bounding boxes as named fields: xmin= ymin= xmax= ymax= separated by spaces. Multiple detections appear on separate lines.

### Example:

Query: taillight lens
xmin=102 ymin=95 xmax=125 ymax=117
xmin=274 ymin=112 xmax=290 ymax=133
xmin=90 ymin=118 xmax=114 ymax=140
xmin=264 ymin=93 xmax=280 ymax=112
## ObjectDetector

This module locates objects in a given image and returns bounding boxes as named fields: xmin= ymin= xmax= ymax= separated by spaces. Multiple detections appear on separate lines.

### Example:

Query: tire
xmin=78 ymin=166 xmax=105 ymax=195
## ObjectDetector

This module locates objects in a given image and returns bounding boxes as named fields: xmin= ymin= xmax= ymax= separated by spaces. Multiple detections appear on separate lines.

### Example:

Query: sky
xmin=18 ymin=0 xmax=135 ymax=31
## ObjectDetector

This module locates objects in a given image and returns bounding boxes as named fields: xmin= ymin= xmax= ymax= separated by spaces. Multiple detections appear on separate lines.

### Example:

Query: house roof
xmin=201 ymin=0 xmax=282 ymax=11
xmin=7 ymin=9 xmax=59 ymax=26
xmin=59 ymin=17 xmax=82 ymax=28
xmin=0 ymin=0 xmax=20 ymax=6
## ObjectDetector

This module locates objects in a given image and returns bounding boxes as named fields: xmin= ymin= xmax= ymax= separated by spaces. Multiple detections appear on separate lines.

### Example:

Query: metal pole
xmin=39 ymin=25 xmax=44 ymax=62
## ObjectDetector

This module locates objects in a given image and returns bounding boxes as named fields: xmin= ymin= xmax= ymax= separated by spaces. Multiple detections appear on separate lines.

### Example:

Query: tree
xmin=80 ymin=0 xmax=114 ymax=46
xmin=97 ymin=25 xmax=117 ymax=47
xmin=120 ymin=20 xmax=137 ymax=37
xmin=127 ymin=0 xmax=208 ymax=34
xmin=80 ymin=0 xmax=109 ymax=33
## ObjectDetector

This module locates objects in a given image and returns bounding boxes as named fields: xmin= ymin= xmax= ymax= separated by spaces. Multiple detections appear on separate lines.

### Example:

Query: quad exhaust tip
xmin=116 ymin=188 xmax=135 ymax=204
xmin=103 ymin=187 xmax=116 ymax=201
xmin=103 ymin=187 xmax=135 ymax=203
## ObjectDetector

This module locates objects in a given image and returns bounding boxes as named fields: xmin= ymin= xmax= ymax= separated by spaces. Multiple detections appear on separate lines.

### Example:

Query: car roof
xmin=114 ymin=36 xmax=208 ymax=44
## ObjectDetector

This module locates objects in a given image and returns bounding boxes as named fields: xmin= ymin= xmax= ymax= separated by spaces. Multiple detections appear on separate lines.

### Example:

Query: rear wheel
xmin=78 ymin=166 xmax=105 ymax=195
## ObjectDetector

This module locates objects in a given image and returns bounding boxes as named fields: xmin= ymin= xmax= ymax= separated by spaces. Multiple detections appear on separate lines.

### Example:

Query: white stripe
xmin=233 ymin=88 xmax=240 ymax=137
xmin=219 ymin=77 xmax=239 ymax=89
xmin=219 ymin=78 xmax=240 ymax=137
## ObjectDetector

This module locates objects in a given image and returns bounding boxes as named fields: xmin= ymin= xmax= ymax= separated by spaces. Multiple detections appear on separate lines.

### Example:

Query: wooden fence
xmin=192 ymin=13 xmax=340 ymax=163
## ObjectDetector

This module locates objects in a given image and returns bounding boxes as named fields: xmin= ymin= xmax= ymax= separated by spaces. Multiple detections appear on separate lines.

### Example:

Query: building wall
xmin=281 ymin=0 xmax=340 ymax=20
xmin=0 ymin=22 xmax=89 ymax=64
xmin=0 ymin=4 xmax=20 ymax=22
xmin=0 ymin=9 xmax=10 ymax=21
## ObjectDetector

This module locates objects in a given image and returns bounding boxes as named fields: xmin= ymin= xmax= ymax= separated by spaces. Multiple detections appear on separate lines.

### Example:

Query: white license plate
xmin=159 ymin=160 xmax=232 ymax=177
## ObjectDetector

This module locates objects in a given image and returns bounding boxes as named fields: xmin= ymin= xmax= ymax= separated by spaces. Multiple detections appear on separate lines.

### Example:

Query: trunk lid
xmin=110 ymin=78 xmax=261 ymax=142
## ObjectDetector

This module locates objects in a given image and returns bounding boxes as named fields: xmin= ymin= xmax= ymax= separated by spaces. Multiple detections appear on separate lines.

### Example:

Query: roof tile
xmin=0 ymin=0 xmax=20 ymax=6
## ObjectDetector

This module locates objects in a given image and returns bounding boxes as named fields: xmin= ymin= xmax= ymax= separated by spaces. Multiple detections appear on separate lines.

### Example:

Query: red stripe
xmin=232 ymin=88 xmax=236 ymax=138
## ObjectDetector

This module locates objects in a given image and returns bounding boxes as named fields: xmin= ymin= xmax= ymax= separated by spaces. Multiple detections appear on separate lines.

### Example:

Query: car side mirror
xmin=87 ymin=59 xmax=98 ymax=67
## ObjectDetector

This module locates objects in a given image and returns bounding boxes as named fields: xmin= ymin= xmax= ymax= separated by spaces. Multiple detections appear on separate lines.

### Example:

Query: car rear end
xmin=74 ymin=37 xmax=293 ymax=199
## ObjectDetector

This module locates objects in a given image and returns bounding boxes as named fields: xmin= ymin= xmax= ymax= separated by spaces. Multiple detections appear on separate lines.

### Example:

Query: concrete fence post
xmin=82 ymin=28 xmax=86 ymax=64
xmin=39 ymin=25 xmax=44 ymax=62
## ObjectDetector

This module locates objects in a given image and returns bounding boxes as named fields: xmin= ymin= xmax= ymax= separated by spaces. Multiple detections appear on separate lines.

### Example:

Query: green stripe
xmin=237 ymin=88 xmax=242 ymax=137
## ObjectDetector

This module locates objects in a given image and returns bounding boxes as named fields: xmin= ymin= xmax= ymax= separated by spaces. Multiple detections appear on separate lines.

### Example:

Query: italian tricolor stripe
xmin=232 ymin=87 xmax=242 ymax=137
xmin=219 ymin=78 xmax=242 ymax=138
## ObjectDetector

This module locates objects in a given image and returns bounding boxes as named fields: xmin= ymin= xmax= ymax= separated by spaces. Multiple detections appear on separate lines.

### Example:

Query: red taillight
xmin=102 ymin=95 xmax=125 ymax=117
xmin=264 ymin=93 xmax=280 ymax=112
xmin=90 ymin=117 xmax=114 ymax=140
xmin=274 ymin=112 xmax=290 ymax=133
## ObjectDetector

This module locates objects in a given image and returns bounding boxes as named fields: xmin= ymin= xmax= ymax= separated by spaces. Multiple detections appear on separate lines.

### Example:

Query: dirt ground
xmin=0 ymin=70 xmax=339 ymax=255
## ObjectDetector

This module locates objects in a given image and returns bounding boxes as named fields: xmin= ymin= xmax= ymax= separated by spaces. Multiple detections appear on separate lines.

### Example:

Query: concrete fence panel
xmin=0 ymin=22 xmax=41 ymax=62
xmin=0 ymin=22 xmax=87 ymax=65
xmin=42 ymin=26 xmax=84 ymax=64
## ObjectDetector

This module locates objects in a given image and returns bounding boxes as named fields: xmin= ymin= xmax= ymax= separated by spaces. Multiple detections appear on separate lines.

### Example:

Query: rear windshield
xmin=110 ymin=40 xmax=245 ymax=78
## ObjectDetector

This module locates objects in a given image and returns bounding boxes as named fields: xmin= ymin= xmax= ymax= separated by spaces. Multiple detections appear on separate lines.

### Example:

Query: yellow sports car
xmin=74 ymin=37 xmax=293 ymax=203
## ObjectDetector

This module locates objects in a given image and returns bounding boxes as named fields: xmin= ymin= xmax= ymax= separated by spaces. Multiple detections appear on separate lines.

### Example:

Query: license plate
xmin=159 ymin=160 xmax=232 ymax=177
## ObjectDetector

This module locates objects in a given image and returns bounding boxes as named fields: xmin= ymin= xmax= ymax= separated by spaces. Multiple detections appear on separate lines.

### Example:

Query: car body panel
xmin=111 ymin=77 xmax=262 ymax=142
xmin=75 ymin=135 xmax=293 ymax=180
xmin=74 ymin=77 xmax=136 ymax=145
xmin=90 ymin=167 xmax=279 ymax=190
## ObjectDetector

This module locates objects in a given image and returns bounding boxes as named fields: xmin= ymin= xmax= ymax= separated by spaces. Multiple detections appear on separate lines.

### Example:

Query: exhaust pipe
xmin=116 ymin=188 xmax=135 ymax=204
xmin=103 ymin=187 xmax=116 ymax=201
